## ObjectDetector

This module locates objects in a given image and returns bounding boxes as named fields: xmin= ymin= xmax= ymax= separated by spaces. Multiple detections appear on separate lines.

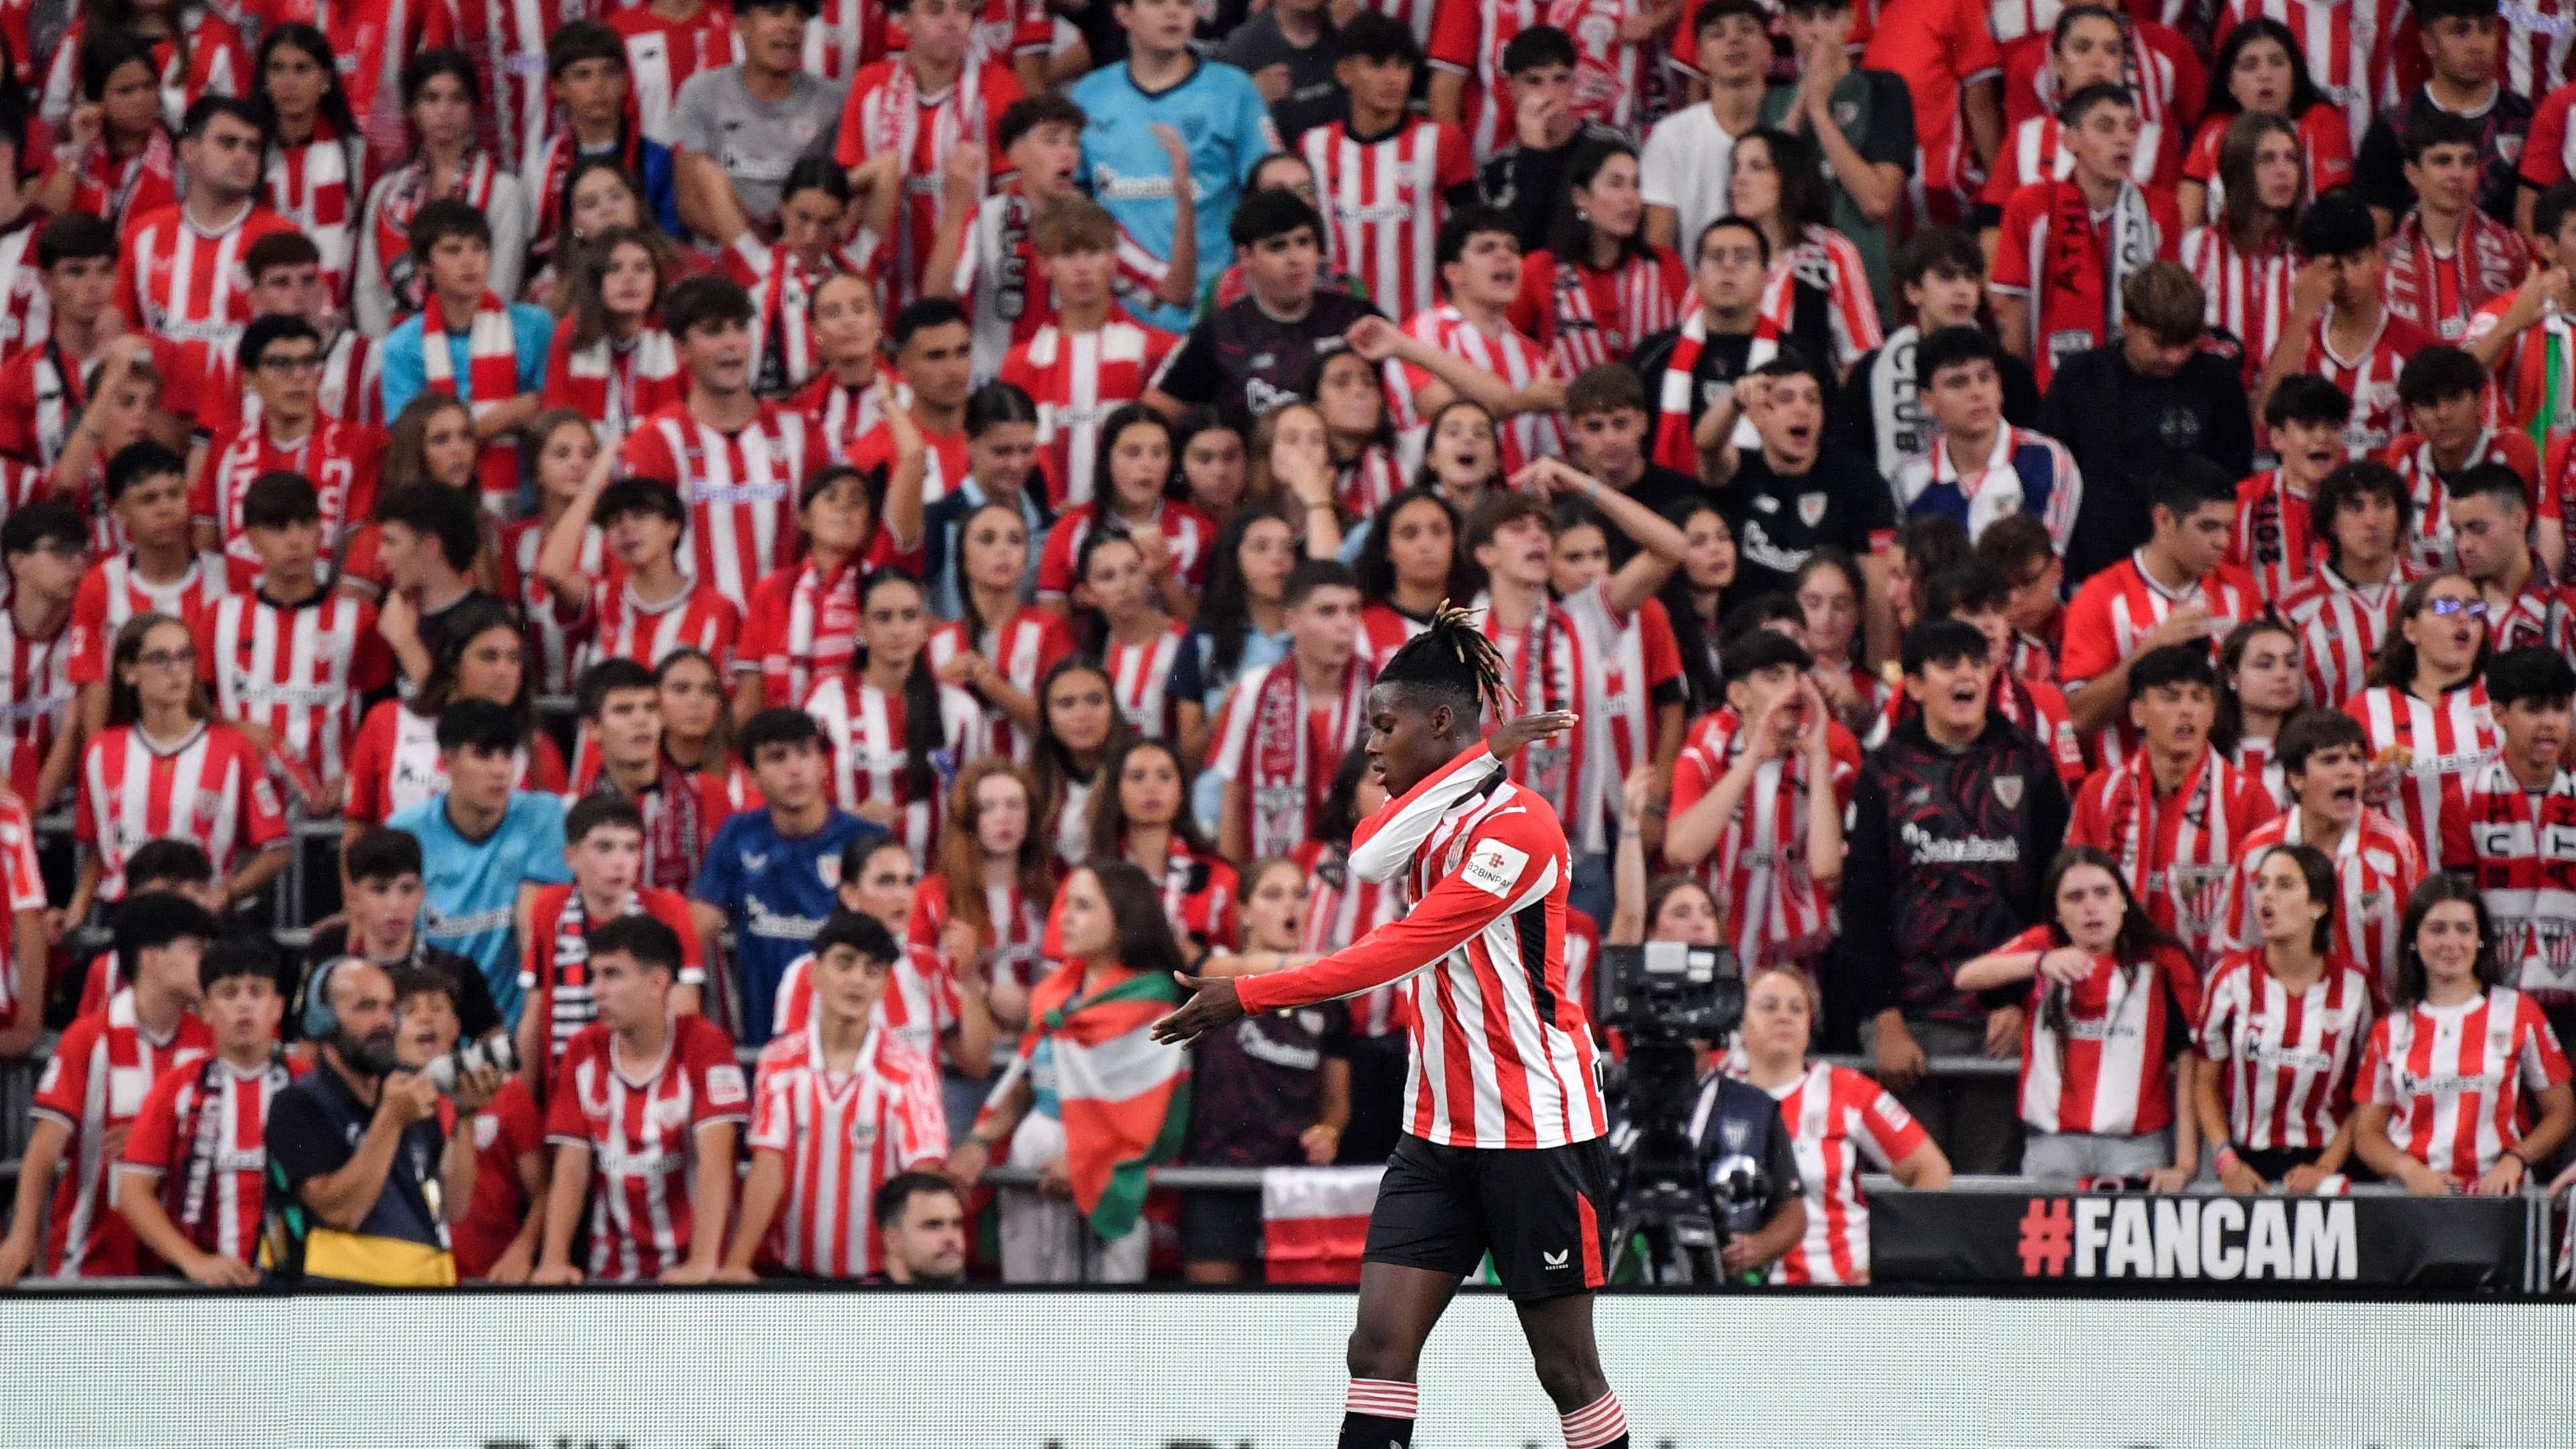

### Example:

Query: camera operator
xmin=1685 ymin=1058 xmax=1808 ymax=1282
xmin=260 ymin=958 xmax=504 ymax=1287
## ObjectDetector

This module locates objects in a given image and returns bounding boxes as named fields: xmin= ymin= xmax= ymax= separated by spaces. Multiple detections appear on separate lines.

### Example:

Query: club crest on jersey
xmin=1992 ymin=774 xmax=2023 ymax=809
xmin=817 ymin=855 xmax=842 ymax=888
xmin=193 ymin=788 xmax=223 ymax=825
xmin=473 ymin=1114 xmax=499 ymax=1151
xmin=848 ymin=1115 xmax=877 ymax=1150
xmin=649 ymin=1096 xmax=689 ymax=1130
xmin=1797 ymin=492 xmax=1828 ymax=528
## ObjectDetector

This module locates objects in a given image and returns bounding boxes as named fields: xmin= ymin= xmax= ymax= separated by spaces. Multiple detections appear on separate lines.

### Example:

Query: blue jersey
xmin=693 ymin=808 xmax=883 ymax=1046
xmin=1070 ymin=56 xmax=1277 ymax=329
xmin=389 ymin=792 xmax=573 ymax=1028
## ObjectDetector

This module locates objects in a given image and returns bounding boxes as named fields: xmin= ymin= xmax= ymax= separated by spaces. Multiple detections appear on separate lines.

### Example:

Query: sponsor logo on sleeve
xmin=705 ymin=1063 xmax=748 ymax=1108
xmin=1461 ymin=841 xmax=1530 ymax=897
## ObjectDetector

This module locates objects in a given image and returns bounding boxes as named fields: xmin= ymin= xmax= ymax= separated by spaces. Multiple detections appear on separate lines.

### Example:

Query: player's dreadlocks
xmin=1375 ymin=599 xmax=1517 ymax=723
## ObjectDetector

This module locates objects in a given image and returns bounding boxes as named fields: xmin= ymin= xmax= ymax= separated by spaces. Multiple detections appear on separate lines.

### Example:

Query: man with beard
xmin=261 ymin=956 xmax=504 ymax=1286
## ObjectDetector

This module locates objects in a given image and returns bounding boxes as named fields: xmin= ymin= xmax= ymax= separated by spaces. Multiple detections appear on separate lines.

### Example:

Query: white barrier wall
xmin=5 ymin=1290 xmax=2568 ymax=1447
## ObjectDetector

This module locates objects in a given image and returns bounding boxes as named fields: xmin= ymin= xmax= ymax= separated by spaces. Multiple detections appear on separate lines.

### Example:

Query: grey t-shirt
xmin=1218 ymin=13 xmax=1344 ymax=143
xmin=668 ymin=66 xmax=848 ymax=223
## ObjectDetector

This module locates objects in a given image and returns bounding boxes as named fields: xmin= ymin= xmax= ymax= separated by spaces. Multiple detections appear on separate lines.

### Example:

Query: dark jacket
xmin=2038 ymin=340 xmax=2254 ymax=583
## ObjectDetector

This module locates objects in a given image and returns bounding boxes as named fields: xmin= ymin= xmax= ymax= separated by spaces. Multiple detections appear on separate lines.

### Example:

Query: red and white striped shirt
xmin=997 ymin=321 xmax=1178 ymax=511
xmin=1668 ymin=706 xmax=1861 ymax=970
xmin=65 ymin=554 xmax=234 ymax=687
xmin=195 ymin=591 xmax=389 ymax=784
xmin=1103 ymin=619 xmax=1191 ymax=743
xmin=545 ymin=1014 xmax=750 ymax=1282
xmin=618 ymin=401 xmax=828 ymax=606
xmin=2001 ymin=924 xmax=2204 ymax=1135
xmin=1509 ymin=247 xmax=1689 ymax=378
xmin=805 ymin=673 xmax=985 ymax=865
xmin=2071 ymin=749 xmax=2280 ymax=963
xmin=1386 ymin=304 xmax=1564 ymax=476
xmin=2386 ymin=427 xmax=2540 ymax=573
xmin=926 ymin=609 xmax=1072 ymax=763
xmin=2345 ymin=681 xmax=2501 ymax=872
xmin=0 ymin=225 xmax=50 ymax=369
xmin=2181 ymin=225 xmax=2295 ymax=391
xmin=2198 ymin=950 xmax=2376 ymax=1153
xmin=75 ymin=720 xmax=287 ymax=900
xmin=1301 ymin=117 xmax=1476 ymax=327
xmin=2438 ymin=759 xmax=2576 ymax=1006
xmin=950 ymin=188 xmax=1169 ymax=379
xmin=745 ymin=1018 xmax=947 ymax=1278
xmin=1740 ymin=1061 xmax=1928 ymax=1286
xmin=0 ymin=611 xmax=73 ymax=805
xmin=2213 ymin=0 xmax=2411 ymax=149
xmin=2226 ymin=468 xmax=2323 ymax=608
xmin=113 ymin=203 xmax=297 ymax=382
xmin=339 ymin=698 xmax=565 ymax=825
xmin=2057 ymin=552 xmax=2258 ymax=770
xmin=202 ymin=328 xmax=387 ymax=438
xmin=836 ymin=58 xmax=1021 ymax=307
xmin=28 ymin=990 xmax=210 ymax=1276
xmin=1034 ymin=502 xmax=1218 ymax=602
xmin=1982 ymin=112 xmax=2181 ymax=206
xmin=504 ymin=514 xmax=606 ymax=700
xmin=904 ymin=871 xmax=1045 ymax=997
xmin=39 ymin=14 xmax=247 ymax=133
xmin=1560 ymin=583 xmax=1679 ymax=852
xmin=579 ymin=577 xmax=740 ymax=677
xmin=118 ymin=1054 xmax=290 ymax=1267
xmin=2485 ymin=573 xmax=2576 ymax=660
xmin=2181 ymin=105 xmax=2356 ymax=220
xmin=771 ymin=941 xmax=963 ymax=1061
xmin=793 ymin=369 xmax=902 ymax=462
xmin=606 ymin=0 xmax=741 ymax=143
xmin=1426 ymin=0 xmax=1541 ymax=161
xmin=2282 ymin=562 xmax=2413 ymax=707
xmin=2215 ymin=805 xmax=2422 ymax=1002
xmin=1293 ymin=839 xmax=1410 ymax=1037
xmin=2360 ymin=985 xmax=2572 ymax=1180
xmin=1480 ymin=595 xmax=1597 ymax=850
xmin=2302 ymin=306 xmax=2435 ymax=456
xmin=192 ymin=417 xmax=382 ymax=587
xmin=1232 ymin=743 xmax=1611 ymax=1151
xmin=0 ymin=792 xmax=44 ymax=1026
xmin=1755 ymin=227 xmax=1886 ymax=375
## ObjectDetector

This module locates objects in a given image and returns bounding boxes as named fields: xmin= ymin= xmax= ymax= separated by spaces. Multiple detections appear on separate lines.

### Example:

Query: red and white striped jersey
xmin=1755 ymin=227 xmax=1887 ymax=374
xmin=503 ymin=513 xmax=606 ymax=700
xmin=579 ymin=577 xmax=741 ymax=677
xmin=2282 ymin=563 xmax=2413 ymax=707
xmin=28 ymin=990 xmax=212 ymax=1276
xmin=2181 ymin=225 xmax=2295 ymax=392
xmin=192 ymin=417 xmax=383 ymax=587
xmin=836 ymin=58 xmax=1022 ymax=307
xmin=904 ymin=871 xmax=1045 ymax=997
xmin=618 ymin=401 xmax=829 ymax=605
xmin=1386 ymin=304 xmax=1564 ymax=475
xmin=113 ymin=204 xmax=297 ymax=382
xmin=65 ymin=553 xmax=235 ymax=687
xmin=1102 ymin=618 xmax=1191 ymax=742
xmin=544 ymin=1014 xmax=750 ymax=1282
xmin=1668 ymin=706 xmax=1861 ymax=970
xmin=793 ymin=368 xmax=903 ymax=462
xmin=1739 ymin=1061 xmax=1928 ymax=1286
xmin=1300 ymin=117 xmax=1476 ymax=327
xmin=39 ymin=14 xmax=248 ymax=134
xmin=2058 ymin=553 xmax=2259 ymax=770
xmin=520 ymin=885 xmax=708 ymax=1067
xmin=1034 ymin=501 xmax=1219 ymax=602
xmin=0 ymin=792 xmax=42 ymax=1026
xmin=0 ymin=224 xmax=52 ymax=368
xmin=2386 ymin=427 xmax=2540 ymax=573
xmin=75 ymin=720 xmax=287 ymax=900
xmin=0 ymin=612 xmax=73 ymax=806
xmin=2226 ymin=469 xmax=2323 ymax=608
xmin=1292 ymin=839 xmax=1410 ymax=1038
xmin=2360 ymin=985 xmax=2572 ymax=1180
xmin=2000 ymin=924 xmax=2204 ymax=1135
xmin=745 ymin=1019 xmax=947 ymax=1278
xmin=2215 ymin=804 xmax=2422 ymax=1001
xmin=996 ymin=321 xmax=1179 ymax=511
xmin=805 ymin=673 xmax=986 ymax=866
xmin=2439 ymin=759 xmax=2576 ymax=1006
xmin=1426 ymin=0 xmax=1541 ymax=162
xmin=2302 ymin=306 xmax=2436 ymax=456
xmin=1564 ymin=591 xmax=1681 ymax=843
xmin=2346 ymin=682 xmax=2501 ymax=871
xmin=2483 ymin=574 xmax=2576 ymax=661
xmin=1479 ymin=594 xmax=1597 ymax=850
xmin=771 ymin=940 xmax=962 ymax=1063
xmin=1982 ymin=112 xmax=2181 ymax=207
xmin=1336 ymin=448 xmax=1409 ymax=520
xmin=118 ymin=1054 xmax=290 ymax=1266
xmin=2070 ymin=749 xmax=2280 ymax=963
xmin=950 ymin=188 xmax=1170 ymax=380
xmin=195 ymin=591 xmax=390 ymax=783
xmin=2198 ymin=950 xmax=2375 ymax=1153
xmin=1232 ymin=743 xmax=1611 ymax=1149
xmin=2181 ymin=104 xmax=2356 ymax=220
xmin=2213 ymin=0 xmax=2411 ymax=150
xmin=2497 ymin=1 xmax=2576 ymax=108
xmin=606 ymin=0 xmax=741 ymax=143
xmin=1508 ymin=247 xmax=1690 ymax=377
xmin=926 ymin=608 xmax=1072 ymax=763
xmin=339 ymin=698 xmax=565 ymax=825
xmin=202 ymin=327 xmax=385 ymax=439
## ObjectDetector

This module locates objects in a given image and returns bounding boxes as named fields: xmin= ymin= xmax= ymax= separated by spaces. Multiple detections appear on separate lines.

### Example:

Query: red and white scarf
xmin=1481 ymin=595 xmax=1585 ymax=815
xmin=540 ymin=887 xmax=648 ymax=1059
xmin=419 ymin=287 xmax=522 ymax=501
xmin=2382 ymin=208 xmax=2527 ymax=342
xmin=1240 ymin=655 xmax=1373 ymax=860
xmin=2031 ymin=178 xmax=2157 ymax=382
xmin=374 ymin=151 xmax=499 ymax=315
xmin=71 ymin=128 xmax=177 ymax=225
xmin=854 ymin=59 xmax=991 ymax=296
xmin=583 ymin=766 xmax=703 ymax=895
xmin=264 ymin=123 xmax=359 ymax=298
xmin=1650 ymin=309 xmax=1773 ymax=472
xmin=2097 ymin=747 xmax=2229 ymax=950
xmin=557 ymin=326 xmax=685 ymax=447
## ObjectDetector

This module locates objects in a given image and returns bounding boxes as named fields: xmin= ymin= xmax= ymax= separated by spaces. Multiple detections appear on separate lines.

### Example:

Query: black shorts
xmin=1363 ymin=1132 xmax=1616 ymax=1302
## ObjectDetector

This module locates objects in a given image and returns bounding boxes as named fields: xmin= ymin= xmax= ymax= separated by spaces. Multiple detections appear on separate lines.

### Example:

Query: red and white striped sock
xmin=1560 ymin=1391 xmax=1629 ymax=1448
xmin=1339 ymin=1378 xmax=1418 ymax=1448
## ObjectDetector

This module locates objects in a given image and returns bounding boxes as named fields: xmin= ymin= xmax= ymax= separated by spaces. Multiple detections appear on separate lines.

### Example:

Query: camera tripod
xmin=1606 ymin=1127 xmax=1728 ymax=1286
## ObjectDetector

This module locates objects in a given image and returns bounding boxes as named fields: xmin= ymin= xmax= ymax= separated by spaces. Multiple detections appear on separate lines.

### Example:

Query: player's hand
xmin=2219 ymin=1159 xmax=2270 ymax=1195
xmin=1151 ymin=972 xmax=1246 ymax=1049
xmin=1490 ymin=709 xmax=1580 ymax=762
xmin=1343 ymin=315 xmax=1402 ymax=363
xmin=178 ymin=1249 xmax=259 ymax=1288
xmin=946 ymin=1138 xmax=991 ymax=1189
xmin=530 ymin=1259 xmax=586 ymax=1286
xmin=1982 ymin=1003 xmax=2025 ymax=1057
xmin=1872 ymin=1016 xmax=1927 ymax=1093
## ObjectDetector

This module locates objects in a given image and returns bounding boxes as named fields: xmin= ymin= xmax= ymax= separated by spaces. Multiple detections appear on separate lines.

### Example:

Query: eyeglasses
xmin=136 ymin=647 xmax=197 ymax=670
xmin=2425 ymin=598 xmax=2491 ymax=620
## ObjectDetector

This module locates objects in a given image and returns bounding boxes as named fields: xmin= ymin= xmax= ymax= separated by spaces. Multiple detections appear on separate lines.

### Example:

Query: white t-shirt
xmin=1639 ymin=104 xmax=1742 ymax=258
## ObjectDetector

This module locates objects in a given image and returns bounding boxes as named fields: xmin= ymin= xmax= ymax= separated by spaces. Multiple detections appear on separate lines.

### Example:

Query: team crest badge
xmin=649 ymin=1097 xmax=689 ymax=1130
xmin=193 ymin=789 xmax=223 ymax=825
xmin=1797 ymin=492 xmax=1828 ymax=528
xmin=1991 ymin=774 xmax=2023 ymax=809
xmin=473 ymin=1115 xmax=499 ymax=1151
xmin=850 ymin=1117 xmax=878 ymax=1150
xmin=817 ymin=854 xmax=842 ymax=888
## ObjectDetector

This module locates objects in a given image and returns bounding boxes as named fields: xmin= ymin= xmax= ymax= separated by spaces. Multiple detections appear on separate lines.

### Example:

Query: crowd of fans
xmin=0 ymin=0 xmax=2573 ymax=1294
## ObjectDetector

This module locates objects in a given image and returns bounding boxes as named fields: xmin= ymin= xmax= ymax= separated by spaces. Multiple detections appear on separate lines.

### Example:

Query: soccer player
xmin=2227 ymin=374 xmax=2355 ymax=608
xmin=619 ymin=276 xmax=830 ymax=606
xmin=2069 ymin=645 xmax=2280 ymax=963
xmin=2216 ymin=711 xmax=2423 ymax=999
xmin=834 ymin=0 xmax=1023 ymax=307
xmin=692 ymin=707 xmax=883 ymax=1046
xmin=2060 ymin=463 xmax=2258 ymax=766
xmin=519 ymin=794 xmax=708 ymax=1074
xmin=2449 ymin=464 xmax=2576 ymax=660
xmin=1213 ymin=560 xmax=1374 ymax=862
xmin=0 ymin=892 xmax=218 ymax=1284
xmin=116 ymin=97 xmax=295 ymax=384
xmin=540 ymin=474 xmax=741 ymax=676
xmin=2282 ymin=461 xmax=2421 ymax=709
xmin=0 ymin=503 xmax=84 ymax=811
xmin=2257 ymin=190 xmax=2433 ymax=456
xmin=378 ymin=200 xmax=555 ymax=513
xmin=1663 ymin=628 xmax=1857 ymax=973
xmin=721 ymin=909 xmax=949 ymax=1281
xmin=193 ymin=317 xmax=385 ymax=589
xmin=2441 ymin=647 xmax=2576 ymax=1038
xmin=1154 ymin=606 xmax=1629 ymax=1449
xmin=113 ymin=934 xmax=287 ymax=1286
xmin=2381 ymin=112 xmax=2531 ymax=344
xmin=1886 ymin=326 xmax=2082 ymax=555
xmin=194 ymin=471 xmax=391 ymax=809
xmin=1989 ymin=84 xmax=2183 ymax=390
xmin=1302 ymin=13 xmax=1478 ymax=329
xmin=997 ymin=200 xmax=1180 ymax=511
xmin=533 ymin=915 xmax=747 ymax=1286
xmin=2387 ymin=349 xmax=2536 ymax=573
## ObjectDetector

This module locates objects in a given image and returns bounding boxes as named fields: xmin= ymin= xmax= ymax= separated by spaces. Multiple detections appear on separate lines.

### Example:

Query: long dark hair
xmin=2212 ymin=614 xmax=2301 ymax=755
xmin=2390 ymin=875 xmax=2500 ymax=1008
xmin=410 ymin=599 xmax=538 ymax=739
xmin=398 ymin=48 xmax=481 ymax=158
xmin=1301 ymin=349 xmax=1398 ymax=464
xmin=2202 ymin=17 xmax=2325 ymax=128
xmin=953 ymin=499 xmax=1033 ymax=649
xmin=1076 ymin=858 xmax=1191 ymax=981
xmin=2367 ymin=573 xmax=2490 ymax=690
xmin=1410 ymin=397 xmax=1502 ymax=493
xmin=1354 ymin=485 xmax=1480 ymax=610
xmin=1314 ymin=745 xmax=1375 ymax=850
xmin=1740 ymin=128 xmax=1833 ymax=238
xmin=251 ymin=22 xmax=360 ymax=144
xmin=85 ymin=0 xmax=188 ymax=72
xmin=2216 ymin=111 xmax=2304 ymax=255
xmin=2034 ymin=846 xmax=2187 ymax=1072
xmin=1194 ymin=505 xmax=1296 ymax=684
xmin=106 ymin=612 xmax=208 ymax=729
xmin=1084 ymin=735 xmax=1215 ymax=862
xmin=1030 ymin=655 xmax=1131 ymax=845
xmin=1092 ymin=403 xmax=1178 ymax=507
xmin=1545 ymin=138 xmax=1651 ymax=268
xmin=564 ymin=226 xmax=666 ymax=351
xmin=2254 ymin=842 xmax=2338 ymax=958
xmin=1658 ymin=499 xmax=1732 ymax=712
xmin=1070 ymin=527 xmax=1150 ymax=656
xmin=856 ymin=569 xmax=942 ymax=800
